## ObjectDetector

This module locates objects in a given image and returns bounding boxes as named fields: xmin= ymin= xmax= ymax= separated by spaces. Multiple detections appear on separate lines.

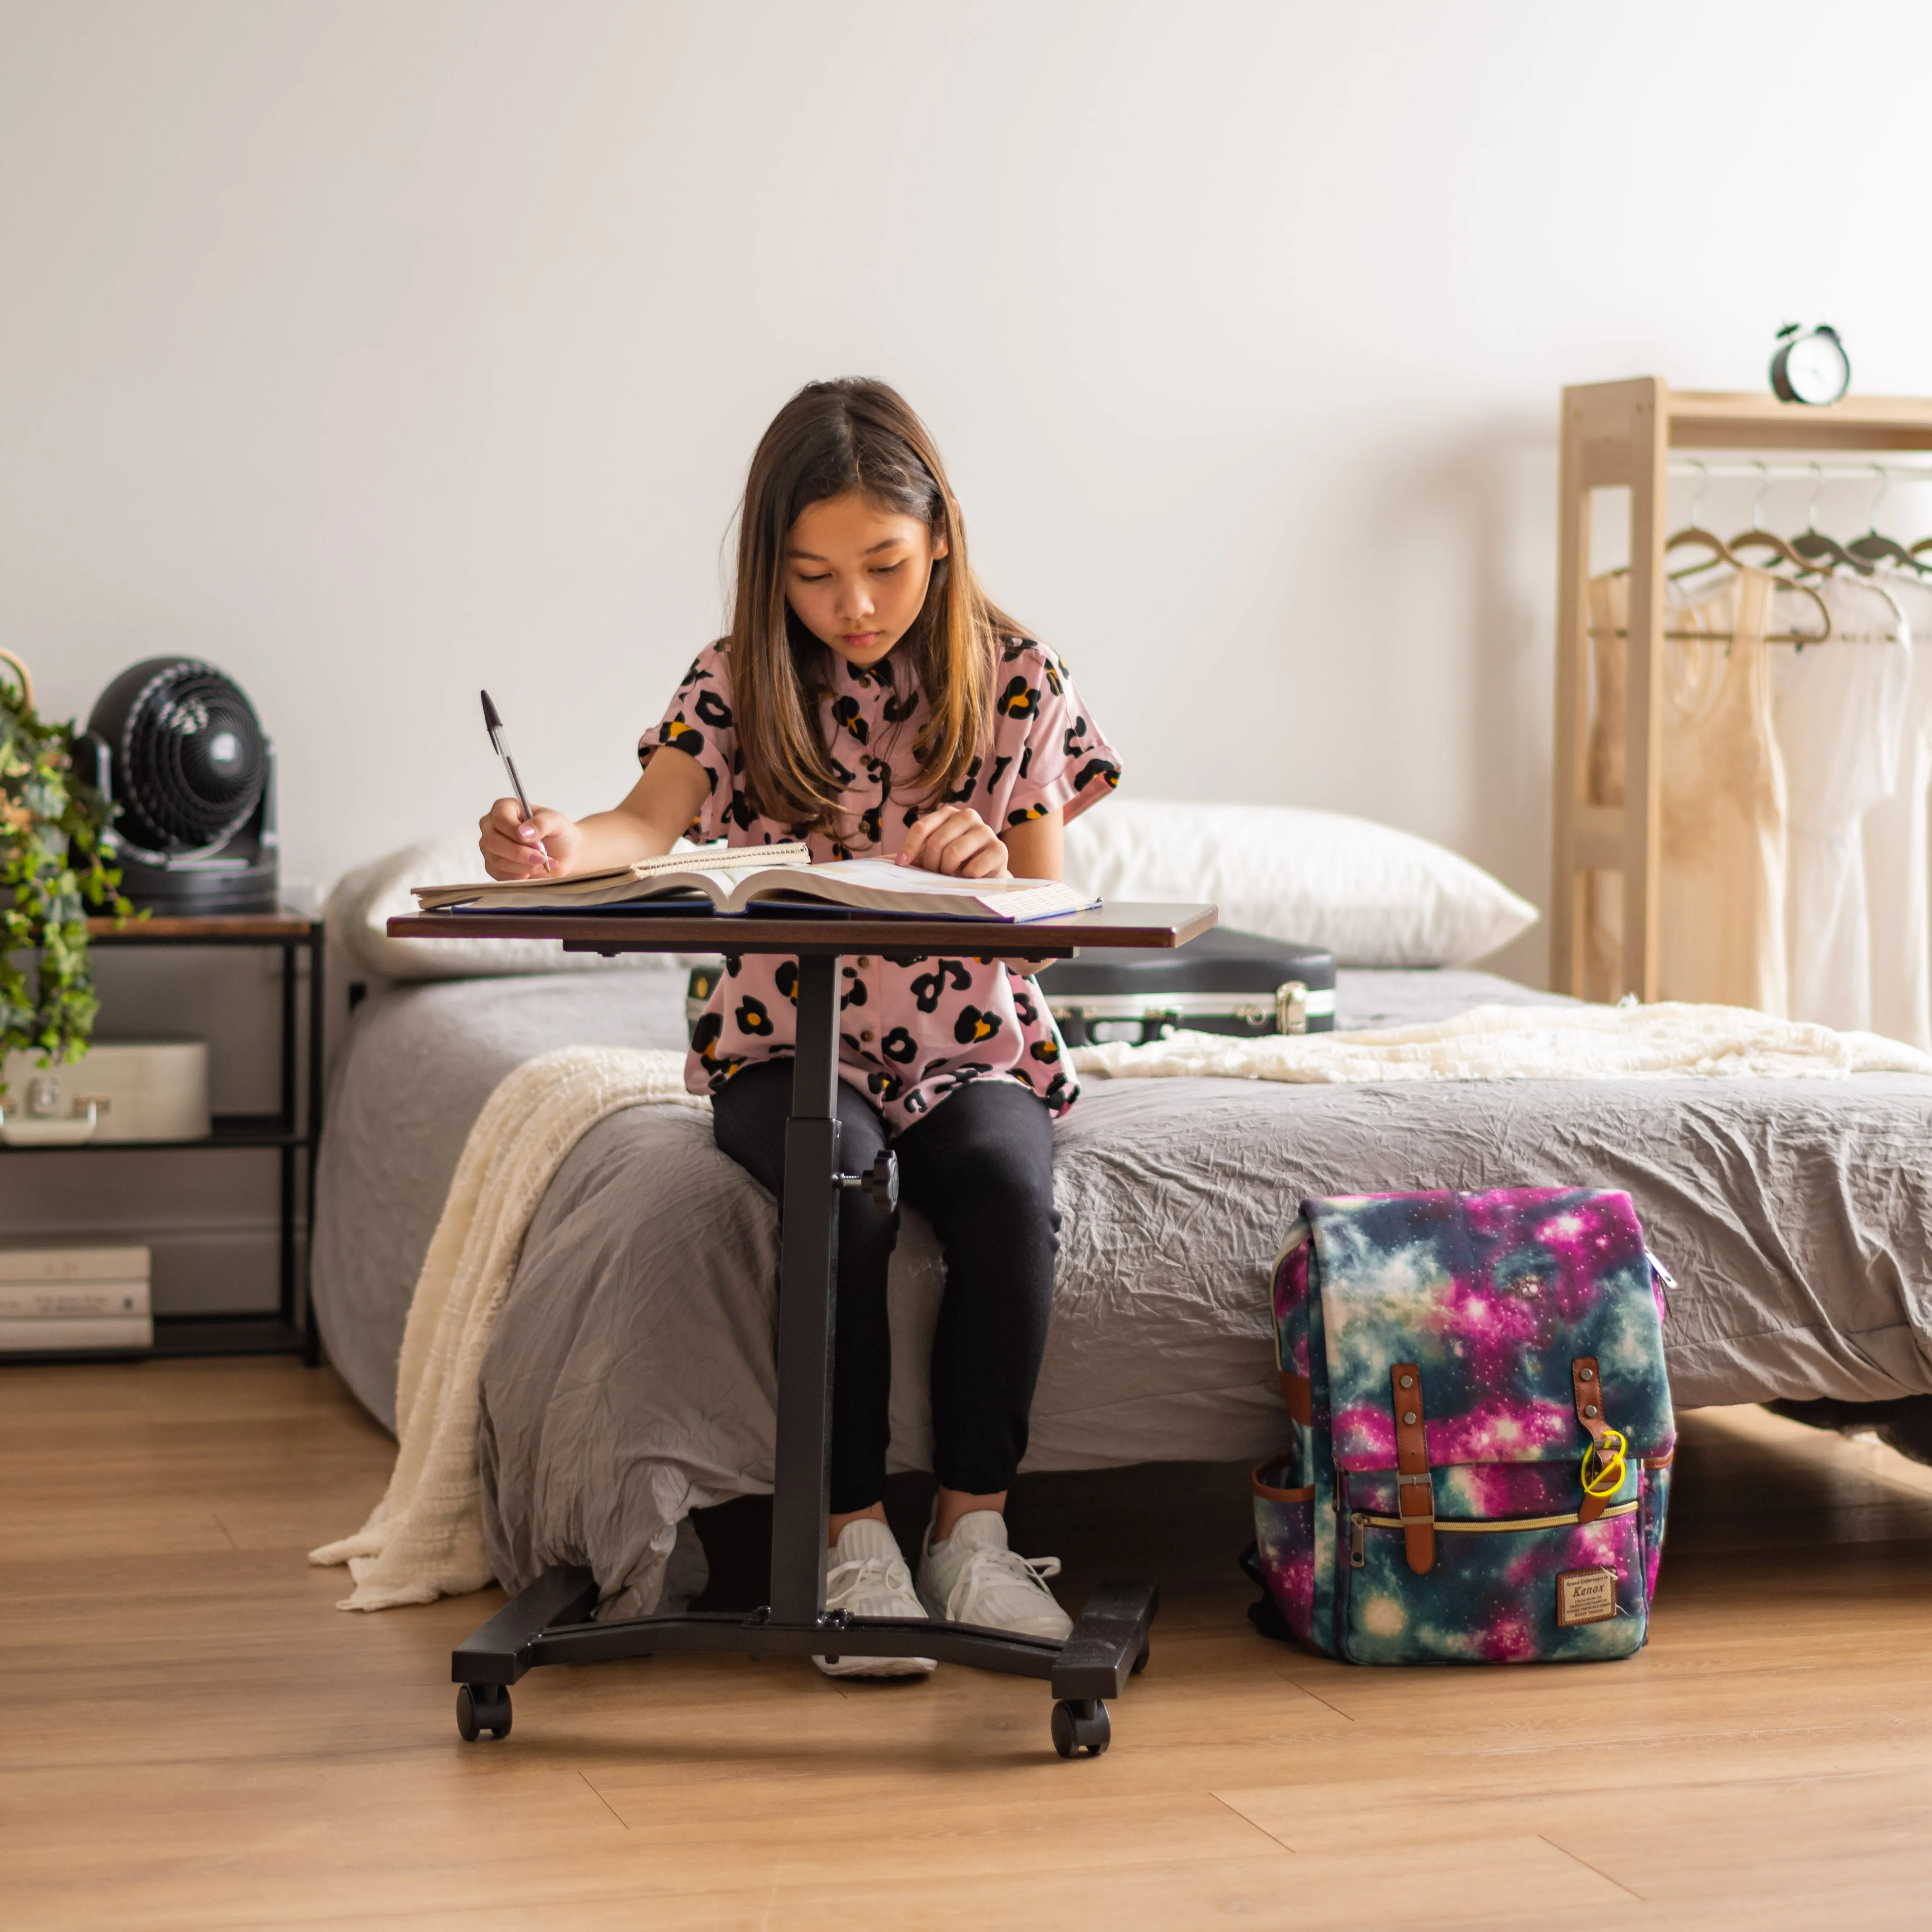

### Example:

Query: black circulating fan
xmin=78 ymin=658 xmax=280 ymax=913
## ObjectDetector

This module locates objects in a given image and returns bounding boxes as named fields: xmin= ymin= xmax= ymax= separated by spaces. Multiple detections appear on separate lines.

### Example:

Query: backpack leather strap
xmin=1390 ymin=1362 xmax=1435 ymax=1574
xmin=1572 ymin=1356 xmax=1612 ymax=1524
xmin=1279 ymin=1372 xmax=1312 ymax=1426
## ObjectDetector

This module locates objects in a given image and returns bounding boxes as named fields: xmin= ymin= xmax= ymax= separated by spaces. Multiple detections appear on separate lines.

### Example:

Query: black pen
xmin=480 ymin=689 xmax=551 ymax=871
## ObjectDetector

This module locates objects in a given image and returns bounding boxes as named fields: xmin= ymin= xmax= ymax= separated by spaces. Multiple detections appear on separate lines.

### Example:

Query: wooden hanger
xmin=1791 ymin=463 xmax=1870 ymax=575
xmin=1596 ymin=470 xmax=1833 ymax=643
xmin=1844 ymin=465 xmax=1932 ymax=576
xmin=1727 ymin=461 xmax=1829 ymax=576
xmin=1665 ymin=461 xmax=1750 ymax=581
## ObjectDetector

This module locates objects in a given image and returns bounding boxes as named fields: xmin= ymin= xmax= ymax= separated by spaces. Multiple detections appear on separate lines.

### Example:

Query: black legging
xmin=712 ymin=1062 xmax=1060 ymax=1514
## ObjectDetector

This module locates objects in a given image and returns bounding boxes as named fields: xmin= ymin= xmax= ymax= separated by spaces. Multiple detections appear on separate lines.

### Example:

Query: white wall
xmin=7 ymin=0 xmax=1932 ymax=995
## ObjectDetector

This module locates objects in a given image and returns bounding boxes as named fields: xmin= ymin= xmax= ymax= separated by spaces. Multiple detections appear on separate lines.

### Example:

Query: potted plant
xmin=0 ymin=650 xmax=136 ymax=1100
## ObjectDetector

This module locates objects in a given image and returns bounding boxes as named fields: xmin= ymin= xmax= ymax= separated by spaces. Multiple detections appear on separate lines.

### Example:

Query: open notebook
xmin=414 ymin=845 xmax=1098 ymax=923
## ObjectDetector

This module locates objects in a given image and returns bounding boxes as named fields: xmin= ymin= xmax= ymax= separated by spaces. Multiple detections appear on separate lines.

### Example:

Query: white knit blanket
xmin=312 ymin=1001 xmax=1931 ymax=1612
xmin=309 ymin=1045 xmax=708 ymax=1611
xmin=1069 ymin=1001 xmax=1932 ymax=1084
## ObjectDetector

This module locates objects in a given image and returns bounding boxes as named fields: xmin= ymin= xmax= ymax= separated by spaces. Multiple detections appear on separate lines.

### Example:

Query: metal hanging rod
xmin=1666 ymin=460 xmax=1932 ymax=483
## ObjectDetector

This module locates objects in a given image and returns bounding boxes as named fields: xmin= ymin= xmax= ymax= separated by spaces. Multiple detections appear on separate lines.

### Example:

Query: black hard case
xmin=1035 ymin=929 xmax=1336 ymax=1047
xmin=685 ymin=929 xmax=1336 ymax=1050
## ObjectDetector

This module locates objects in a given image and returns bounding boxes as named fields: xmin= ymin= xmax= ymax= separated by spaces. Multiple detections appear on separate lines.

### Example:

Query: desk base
xmin=451 ymin=1564 xmax=1156 ymax=1758
xmin=423 ymin=934 xmax=1202 ymax=1761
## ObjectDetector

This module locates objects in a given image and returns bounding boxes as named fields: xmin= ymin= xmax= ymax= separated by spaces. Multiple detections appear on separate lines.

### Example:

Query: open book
xmin=414 ymin=845 xmax=1098 ymax=923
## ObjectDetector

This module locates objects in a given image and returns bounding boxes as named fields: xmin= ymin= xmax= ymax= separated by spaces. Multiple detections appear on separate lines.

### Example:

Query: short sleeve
xmin=987 ymin=640 xmax=1122 ymax=830
xmin=640 ymin=642 xmax=740 ymax=841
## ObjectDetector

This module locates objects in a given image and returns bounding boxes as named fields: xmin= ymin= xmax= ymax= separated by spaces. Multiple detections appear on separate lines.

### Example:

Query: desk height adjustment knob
xmin=868 ymin=1149 xmax=900 ymax=1214
xmin=838 ymin=1149 xmax=900 ymax=1216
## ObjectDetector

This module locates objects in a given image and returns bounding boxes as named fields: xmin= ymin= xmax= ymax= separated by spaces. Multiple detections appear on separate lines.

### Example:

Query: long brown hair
xmin=725 ymin=378 xmax=1022 ymax=836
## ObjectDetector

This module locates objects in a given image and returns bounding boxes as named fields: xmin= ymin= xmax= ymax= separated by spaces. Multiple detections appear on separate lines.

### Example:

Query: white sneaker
xmin=814 ymin=1518 xmax=935 ymax=1679
xmin=918 ymin=1510 xmax=1074 ymax=1642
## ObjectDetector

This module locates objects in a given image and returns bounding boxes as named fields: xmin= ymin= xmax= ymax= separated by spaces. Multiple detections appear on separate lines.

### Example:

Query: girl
xmin=480 ymin=379 xmax=1120 ymax=1676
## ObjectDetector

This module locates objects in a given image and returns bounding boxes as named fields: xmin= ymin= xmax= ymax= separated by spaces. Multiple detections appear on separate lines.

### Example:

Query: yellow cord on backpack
xmin=1581 ymin=1426 xmax=1628 ymax=1499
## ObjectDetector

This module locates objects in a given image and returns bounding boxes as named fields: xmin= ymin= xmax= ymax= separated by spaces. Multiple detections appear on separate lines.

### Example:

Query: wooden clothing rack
xmin=1552 ymin=379 xmax=1932 ymax=1002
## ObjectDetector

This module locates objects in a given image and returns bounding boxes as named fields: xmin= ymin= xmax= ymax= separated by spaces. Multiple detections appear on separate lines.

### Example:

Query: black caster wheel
xmin=1132 ymin=1641 xmax=1151 ymax=1675
xmin=456 ymin=1683 xmax=512 ymax=1742
xmin=1051 ymin=1698 xmax=1111 ymax=1758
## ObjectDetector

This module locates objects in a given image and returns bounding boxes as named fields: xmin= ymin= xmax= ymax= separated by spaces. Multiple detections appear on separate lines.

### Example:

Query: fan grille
xmin=117 ymin=665 xmax=268 ymax=852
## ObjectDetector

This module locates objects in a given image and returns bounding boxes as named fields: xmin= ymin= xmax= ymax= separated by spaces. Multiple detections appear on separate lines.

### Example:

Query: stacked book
xmin=413 ymin=845 xmax=1096 ymax=922
xmin=0 ymin=1246 xmax=152 ymax=1353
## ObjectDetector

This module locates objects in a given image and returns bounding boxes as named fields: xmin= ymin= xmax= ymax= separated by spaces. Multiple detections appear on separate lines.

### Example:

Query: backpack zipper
xmin=1350 ymin=1499 xmax=1639 ymax=1536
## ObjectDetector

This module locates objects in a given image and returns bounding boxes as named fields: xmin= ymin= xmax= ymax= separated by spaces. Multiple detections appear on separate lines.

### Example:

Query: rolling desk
xmin=387 ymin=899 xmax=1217 ymax=1759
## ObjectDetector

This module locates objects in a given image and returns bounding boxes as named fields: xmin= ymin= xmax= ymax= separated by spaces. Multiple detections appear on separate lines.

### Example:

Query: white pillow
xmin=1061 ymin=800 xmax=1538 ymax=967
xmin=327 ymin=837 xmax=714 ymax=982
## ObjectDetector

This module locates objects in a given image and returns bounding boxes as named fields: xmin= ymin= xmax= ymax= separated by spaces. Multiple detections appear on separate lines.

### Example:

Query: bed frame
xmin=389 ymin=900 xmax=1217 ymax=1759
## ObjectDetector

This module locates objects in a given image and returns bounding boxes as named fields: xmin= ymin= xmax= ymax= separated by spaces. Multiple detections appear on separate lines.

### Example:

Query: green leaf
xmin=0 ymin=678 xmax=118 ymax=1096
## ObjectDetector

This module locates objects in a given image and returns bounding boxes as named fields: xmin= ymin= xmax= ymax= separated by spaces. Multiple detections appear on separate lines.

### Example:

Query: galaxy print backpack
xmin=1246 ymin=1188 xmax=1676 ymax=1665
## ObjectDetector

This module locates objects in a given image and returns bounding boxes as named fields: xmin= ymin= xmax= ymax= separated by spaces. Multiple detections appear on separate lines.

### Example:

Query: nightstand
xmin=0 ymin=913 xmax=324 ymax=1364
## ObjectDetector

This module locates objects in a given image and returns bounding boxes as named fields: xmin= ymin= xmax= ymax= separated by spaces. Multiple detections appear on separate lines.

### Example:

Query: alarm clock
xmin=1770 ymin=323 xmax=1850 ymax=406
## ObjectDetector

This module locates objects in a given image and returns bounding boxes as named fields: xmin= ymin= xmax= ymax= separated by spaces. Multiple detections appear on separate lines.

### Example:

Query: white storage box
xmin=0 ymin=1244 xmax=152 ymax=1351
xmin=0 ymin=1040 xmax=210 ymax=1145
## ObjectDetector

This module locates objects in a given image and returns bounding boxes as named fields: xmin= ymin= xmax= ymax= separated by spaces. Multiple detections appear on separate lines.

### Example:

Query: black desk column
xmin=768 ymin=952 xmax=844 ymax=1624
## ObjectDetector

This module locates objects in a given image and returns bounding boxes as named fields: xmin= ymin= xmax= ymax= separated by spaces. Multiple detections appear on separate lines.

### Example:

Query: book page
xmin=803 ymin=860 xmax=1055 ymax=898
xmin=412 ymin=840 xmax=808 ymax=906
xmin=737 ymin=859 xmax=1095 ymax=921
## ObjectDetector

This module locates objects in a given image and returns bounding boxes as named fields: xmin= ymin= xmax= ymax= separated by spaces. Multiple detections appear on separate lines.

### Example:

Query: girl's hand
xmin=896 ymin=805 xmax=1009 ymax=879
xmin=479 ymin=799 xmax=582 ymax=879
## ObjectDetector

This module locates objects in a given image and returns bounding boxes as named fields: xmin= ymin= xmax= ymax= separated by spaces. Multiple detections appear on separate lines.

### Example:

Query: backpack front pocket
xmin=1251 ymin=1456 xmax=1316 ymax=1646
xmin=1339 ymin=1494 xmax=1647 ymax=1664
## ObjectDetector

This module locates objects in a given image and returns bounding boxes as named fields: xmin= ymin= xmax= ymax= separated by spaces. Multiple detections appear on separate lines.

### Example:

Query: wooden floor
xmin=9 ymin=1364 xmax=1932 ymax=1931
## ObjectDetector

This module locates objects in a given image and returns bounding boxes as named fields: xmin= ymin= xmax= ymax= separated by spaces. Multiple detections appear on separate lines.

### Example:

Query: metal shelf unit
xmin=1 ymin=913 xmax=324 ymax=1364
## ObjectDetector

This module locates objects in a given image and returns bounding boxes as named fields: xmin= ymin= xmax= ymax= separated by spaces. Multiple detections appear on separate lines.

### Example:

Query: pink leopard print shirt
xmin=640 ymin=636 xmax=1121 ymax=1130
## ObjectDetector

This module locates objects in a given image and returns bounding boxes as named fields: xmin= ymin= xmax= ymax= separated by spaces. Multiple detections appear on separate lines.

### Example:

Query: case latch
xmin=1276 ymin=980 xmax=1309 ymax=1035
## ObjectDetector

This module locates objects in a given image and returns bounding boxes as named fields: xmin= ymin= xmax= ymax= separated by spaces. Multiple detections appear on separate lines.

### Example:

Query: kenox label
xmin=1556 ymin=1567 xmax=1619 ymax=1627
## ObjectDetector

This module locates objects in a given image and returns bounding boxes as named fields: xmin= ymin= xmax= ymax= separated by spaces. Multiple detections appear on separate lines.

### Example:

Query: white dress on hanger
xmin=1770 ymin=575 xmax=1910 ymax=1033
xmin=1861 ymin=569 xmax=1932 ymax=1050
xmin=1585 ymin=567 xmax=1787 ymax=1013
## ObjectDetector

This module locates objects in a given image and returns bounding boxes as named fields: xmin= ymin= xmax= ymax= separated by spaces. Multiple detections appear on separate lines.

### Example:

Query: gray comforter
xmin=312 ymin=964 xmax=1932 ymax=1613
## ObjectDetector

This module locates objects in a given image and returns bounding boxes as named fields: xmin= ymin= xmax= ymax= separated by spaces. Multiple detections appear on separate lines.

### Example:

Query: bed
xmin=312 ymin=956 xmax=1932 ymax=1616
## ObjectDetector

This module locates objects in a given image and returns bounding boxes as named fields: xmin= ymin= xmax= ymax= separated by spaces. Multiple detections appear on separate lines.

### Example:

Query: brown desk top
xmin=386 ymin=901 xmax=1218 ymax=957
xmin=86 ymin=912 xmax=320 ymax=941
